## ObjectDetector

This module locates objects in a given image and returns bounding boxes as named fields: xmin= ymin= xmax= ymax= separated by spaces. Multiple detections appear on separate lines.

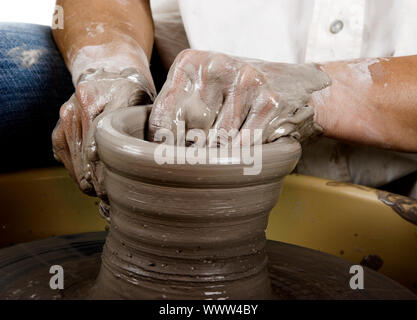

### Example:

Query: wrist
xmin=78 ymin=67 xmax=156 ymax=103
xmin=70 ymin=38 xmax=152 ymax=87
xmin=309 ymin=63 xmax=333 ymax=135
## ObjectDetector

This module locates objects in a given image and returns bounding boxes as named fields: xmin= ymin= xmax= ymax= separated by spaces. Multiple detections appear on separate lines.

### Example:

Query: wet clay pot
xmin=90 ymin=106 xmax=301 ymax=299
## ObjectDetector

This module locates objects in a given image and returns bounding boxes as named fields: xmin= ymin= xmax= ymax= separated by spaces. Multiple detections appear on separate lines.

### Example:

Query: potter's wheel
xmin=0 ymin=232 xmax=415 ymax=300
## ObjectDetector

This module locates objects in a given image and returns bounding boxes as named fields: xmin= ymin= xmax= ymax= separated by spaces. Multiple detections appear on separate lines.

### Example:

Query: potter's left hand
xmin=52 ymin=68 xmax=155 ymax=196
xmin=148 ymin=49 xmax=331 ymax=146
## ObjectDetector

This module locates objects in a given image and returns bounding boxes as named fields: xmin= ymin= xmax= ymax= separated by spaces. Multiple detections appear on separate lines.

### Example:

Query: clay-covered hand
xmin=52 ymin=68 xmax=155 ymax=196
xmin=149 ymin=49 xmax=331 ymax=146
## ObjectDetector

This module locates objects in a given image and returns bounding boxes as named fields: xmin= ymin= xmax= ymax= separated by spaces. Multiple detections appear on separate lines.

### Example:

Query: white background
xmin=0 ymin=0 xmax=56 ymax=26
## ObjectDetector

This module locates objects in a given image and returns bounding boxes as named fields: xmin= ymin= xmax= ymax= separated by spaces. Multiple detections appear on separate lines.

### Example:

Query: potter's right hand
xmin=52 ymin=68 xmax=155 ymax=196
xmin=149 ymin=49 xmax=330 ymax=147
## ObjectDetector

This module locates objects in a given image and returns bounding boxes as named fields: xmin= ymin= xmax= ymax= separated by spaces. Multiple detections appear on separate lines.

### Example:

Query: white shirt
xmin=152 ymin=0 xmax=417 ymax=64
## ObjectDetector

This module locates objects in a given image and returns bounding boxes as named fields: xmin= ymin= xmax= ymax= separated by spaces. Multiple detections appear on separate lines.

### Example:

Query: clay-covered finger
xmin=75 ymin=82 xmax=110 ymax=141
xmin=52 ymin=120 xmax=76 ymax=181
xmin=148 ymin=80 xmax=186 ymax=142
xmin=208 ymin=67 xmax=259 ymax=147
xmin=148 ymin=53 xmax=194 ymax=141
xmin=237 ymin=89 xmax=282 ymax=145
xmin=267 ymin=103 xmax=316 ymax=142
xmin=60 ymin=95 xmax=84 ymax=184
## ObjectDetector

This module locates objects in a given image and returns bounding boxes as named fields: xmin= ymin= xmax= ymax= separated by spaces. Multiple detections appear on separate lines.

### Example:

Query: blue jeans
xmin=0 ymin=23 xmax=73 ymax=171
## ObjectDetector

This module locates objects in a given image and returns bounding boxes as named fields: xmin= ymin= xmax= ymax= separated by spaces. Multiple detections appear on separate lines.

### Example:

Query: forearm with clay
xmin=53 ymin=0 xmax=154 ymax=85
xmin=312 ymin=56 xmax=417 ymax=152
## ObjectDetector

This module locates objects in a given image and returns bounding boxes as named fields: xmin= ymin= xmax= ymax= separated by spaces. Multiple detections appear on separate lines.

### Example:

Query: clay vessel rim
xmin=95 ymin=106 xmax=302 ymax=167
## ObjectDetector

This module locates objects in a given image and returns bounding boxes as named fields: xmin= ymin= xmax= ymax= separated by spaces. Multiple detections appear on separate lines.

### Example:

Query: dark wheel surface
xmin=0 ymin=232 xmax=415 ymax=299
